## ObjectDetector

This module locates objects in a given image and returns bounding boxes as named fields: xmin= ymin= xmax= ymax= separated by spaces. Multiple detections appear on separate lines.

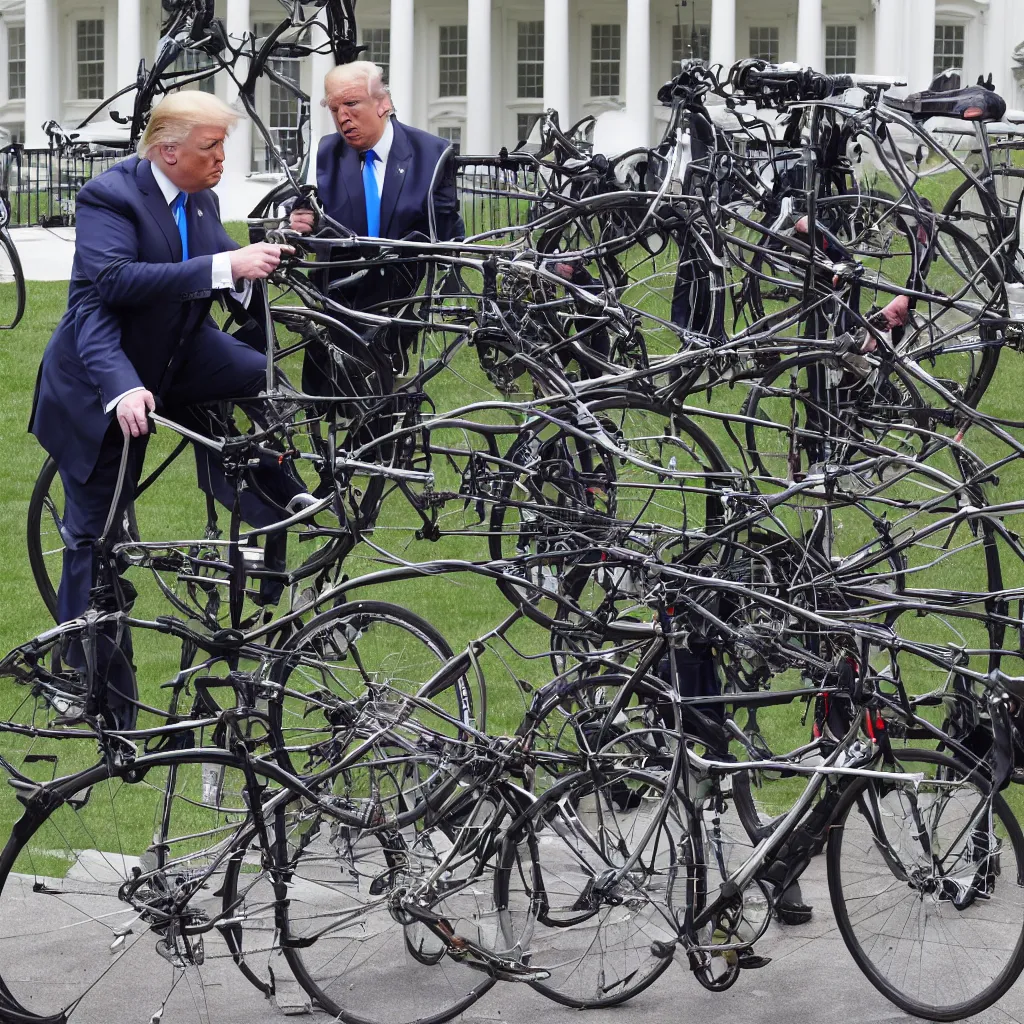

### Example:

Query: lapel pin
xmin=198 ymin=209 xmax=204 ymax=218
xmin=399 ymin=167 xmax=405 ymax=174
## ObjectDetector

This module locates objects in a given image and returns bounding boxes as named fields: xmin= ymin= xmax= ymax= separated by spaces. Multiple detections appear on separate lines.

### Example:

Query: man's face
xmin=325 ymin=79 xmax=389 ymax=151
xmin=158 ymin=125 xmax=227 ymax=193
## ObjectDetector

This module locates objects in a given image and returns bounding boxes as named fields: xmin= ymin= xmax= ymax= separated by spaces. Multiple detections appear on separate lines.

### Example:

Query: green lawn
xmin=2 ymin=192 xmax=1024 ymax=861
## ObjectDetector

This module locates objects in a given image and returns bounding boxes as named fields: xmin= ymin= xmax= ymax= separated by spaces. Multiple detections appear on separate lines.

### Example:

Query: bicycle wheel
xmin=272 ymin=778 xmax=499 ymax=1024
xmin=0 ymin=748 xmax=269 ymax=1024
xmin=494 ymin=767 xmax=681 ymax=1007
xmin=269 ymin=601 xmax=471 ymax=774
xmin=942 ymin=166 xmax=1024 ymax=255
xmin=487 ymin=395 xmax=731 ymax=635
xmin=827 ymin=747 xmax=1024 ymax=1020
xmin=27 ymin=456 xmax=139 ymax=623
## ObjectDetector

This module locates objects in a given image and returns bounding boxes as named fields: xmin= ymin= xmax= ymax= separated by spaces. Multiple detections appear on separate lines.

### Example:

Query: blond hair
xmin=138 ymin=92 xmax=241 ymax=158
xmin=323 ymin=61 xmax=393 ymax=113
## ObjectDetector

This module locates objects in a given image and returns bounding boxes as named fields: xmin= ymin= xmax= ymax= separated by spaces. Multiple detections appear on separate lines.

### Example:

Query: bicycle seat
xmin=887 ymin=84 xmax=1006 ymax=123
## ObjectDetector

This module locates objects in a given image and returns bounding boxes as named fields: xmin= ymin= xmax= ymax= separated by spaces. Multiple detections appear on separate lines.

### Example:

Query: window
xmin=517 ymin=112 xmax=541 ymax=143
xmin=8 ymin=25 xmax=25 ymax=100
xmin=439 ymin=25 xmax=467 ymax=97
xmin=437 ymin=125 xmax=462 ymax=154
xmin=671 ymin=22 xmax=710 ymax=70
xmin=363 ymin=27 xmax=390 ymax=84
xmin=825 ymin=26 xmax=857 ymax=75
xmin=590 ymin=24 xmax=621 ymax=97
xmin=749 ymin=26 xmax=779 ymax=63
xmin=254 ymin=22 xmax=305 ymax=171
xmin=172 ymin=48 xmax=215 ymax=94
xmin=517 ymin=21 xmax=544 ymax=98
xmin=76 ymin=19 xmax=106 ymax=100
xmin=934 ymin=23 xmax=965 ymax=76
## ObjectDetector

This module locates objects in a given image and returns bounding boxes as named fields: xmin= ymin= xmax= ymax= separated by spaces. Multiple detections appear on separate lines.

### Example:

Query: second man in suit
xmin=290 ymin=61 xmax=464 ymax=379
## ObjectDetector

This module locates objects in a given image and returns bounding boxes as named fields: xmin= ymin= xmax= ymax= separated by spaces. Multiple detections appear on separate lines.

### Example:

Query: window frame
xmin=362 ymin=26 xmax=391 ymax=85
xmin=933 ymin=22 xmax=966 ymax=77
xmin=589 ymin=23 xmax=622 ymax=99
xmin=516 ymin=20 xmax=544 ymax=100
xmin=671 ymin=21 xmax=710 ymax=70
xmin=75 ymin=17 xmax=107 ymax=102
xmin=749 ymin=25 xmax=780 ymax=63
xmin=516 ymin=111 xmax=542 ymax=144
xmin=171 ymin=47 xmax=216 ymax=95
xmin=7 ymin=23 xmax=26 ymax=102
xmin=252 ymin=21 xmax=307 ymax=173
xmin=824 ymin=24 xmax=857 ymax=76
xmin=436 ymin=123 xmax=463 ymax=155
xmin=438 ymin=24 xmax=468 ymax=99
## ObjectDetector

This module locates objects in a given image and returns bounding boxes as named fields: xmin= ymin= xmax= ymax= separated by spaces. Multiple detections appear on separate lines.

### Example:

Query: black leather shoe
xmin=776 ymin=897 xmax=813 ymax=925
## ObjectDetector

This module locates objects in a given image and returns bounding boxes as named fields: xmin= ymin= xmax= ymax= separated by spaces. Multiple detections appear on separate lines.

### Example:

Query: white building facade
xmin=0 ymin=0 xmax=1022 ymax=203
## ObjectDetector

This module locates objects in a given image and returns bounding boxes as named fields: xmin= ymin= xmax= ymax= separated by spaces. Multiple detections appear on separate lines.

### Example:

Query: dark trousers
xmin=56 ymin=327 xmax=305 ymax=724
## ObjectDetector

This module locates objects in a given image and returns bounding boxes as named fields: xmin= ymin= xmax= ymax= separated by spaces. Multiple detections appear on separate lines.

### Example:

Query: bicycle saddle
xmin=887 ymin=84 xmax=1006 ymax=123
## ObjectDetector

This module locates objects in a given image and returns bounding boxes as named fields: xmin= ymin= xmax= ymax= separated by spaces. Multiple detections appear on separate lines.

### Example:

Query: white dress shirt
xmin=363 ymin=117 xmax=393 ymax=196
xmin=105 ymin=163 xmax=241 ymax=413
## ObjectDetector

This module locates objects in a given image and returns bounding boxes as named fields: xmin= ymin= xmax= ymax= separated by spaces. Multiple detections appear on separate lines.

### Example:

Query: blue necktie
xmin=172 ymin=191 xmax=189 ymax=261
xmin=362 ymin=149 xmax=380 ymax=237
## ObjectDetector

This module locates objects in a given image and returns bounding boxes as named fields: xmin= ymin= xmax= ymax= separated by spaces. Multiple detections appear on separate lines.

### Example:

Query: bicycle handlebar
xmin=735 ymin=63 xmax=905 ymax=104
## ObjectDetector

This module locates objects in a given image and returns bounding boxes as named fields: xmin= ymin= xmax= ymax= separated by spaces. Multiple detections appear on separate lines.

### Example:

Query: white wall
xmin=4 ymin=0 xmax=1024 ymax=159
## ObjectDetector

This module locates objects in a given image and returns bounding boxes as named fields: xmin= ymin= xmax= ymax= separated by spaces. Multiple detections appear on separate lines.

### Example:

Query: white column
xmin=910 ymin=0 xmax=936 ymax=89
xmin=543 ymin=0 xmax=571 ymax=122
xmin=984 ymin=0 xmax=1007 ymax=92
xmin=625 ymin=0 xmax=651 ymax=148
xmin=308 ymin=8 xmax=336 ymax=152
xmin=225 ymin=0 xmax=252 ymax=177
xmin=873 ymin=0 xmax=904 ymax=79
xmin=117 ymin=0 xmax=144 ymax=91
xmin=796 ymin=0 xmax=823 ymax=70
xmin=25 ymin=0 xmax=58 ymax=148
xmin=465 ymin=0 xmax=493 ymax=154
xmin=709 ymin=0 xmax=736 ymax=72
xmin=390 ymin=0 xmax=416 ymax=125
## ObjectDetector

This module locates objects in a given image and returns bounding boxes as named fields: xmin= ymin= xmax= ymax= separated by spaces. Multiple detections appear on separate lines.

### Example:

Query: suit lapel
xmin=339 ymin=144 xmax=367 ymax=235
xmin=135 ymin=159 xmax=183 ymax=261
xmin=186 ymin=193 xmax=212 ymax=256
xmin=380 ymin=120 xmax=412 ymax=238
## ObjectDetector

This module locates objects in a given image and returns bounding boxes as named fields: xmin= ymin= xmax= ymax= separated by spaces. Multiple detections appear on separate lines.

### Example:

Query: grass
xmin=2 ymin=174 xmax=1024 ymax=866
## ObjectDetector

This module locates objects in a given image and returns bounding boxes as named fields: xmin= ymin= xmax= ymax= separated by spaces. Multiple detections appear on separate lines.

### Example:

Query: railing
xmin=453 ymin=152 xmax=544 ymax=241
xmin=0 ymin=145 xmax=546 ymax=236
xmin=0 ymin=145 xmax=122 ymax=228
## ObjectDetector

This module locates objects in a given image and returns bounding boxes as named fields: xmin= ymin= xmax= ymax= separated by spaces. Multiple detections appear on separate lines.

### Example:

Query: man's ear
xmin=160 ymin=144 xmax=178 ymax=165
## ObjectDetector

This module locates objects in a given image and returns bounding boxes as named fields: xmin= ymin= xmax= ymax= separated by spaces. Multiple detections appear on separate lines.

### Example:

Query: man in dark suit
xmin=289 ymin=61 xmax=464 ymax=378
xmin=30 ymin=92 xmax=304 ymax=725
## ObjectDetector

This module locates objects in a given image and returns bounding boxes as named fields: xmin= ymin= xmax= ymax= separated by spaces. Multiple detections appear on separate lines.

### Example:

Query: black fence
xmin=0 ymin=145 xmax=545 ymax=238
xmin=452 ymin=153 xmax=544 ymax=241
xmin=0 ymin=145 xmax=122 ymax=228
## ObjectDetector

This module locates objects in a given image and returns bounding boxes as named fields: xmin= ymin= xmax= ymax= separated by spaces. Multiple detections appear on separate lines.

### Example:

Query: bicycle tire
xmin=27 ymin=456 xmax=140 ymax=623
xmin=827 ymin=747 xmax=1024 ymax=1020
xmin=493 ymin=767 xmax=681 ymax=1007
xmin=0 ymin=747 xmax=276 ymax=1023
xmin=268 ymin=600 xmax=470 ymax=774
xmin=487 ymin=394 xmax=731 ymax=637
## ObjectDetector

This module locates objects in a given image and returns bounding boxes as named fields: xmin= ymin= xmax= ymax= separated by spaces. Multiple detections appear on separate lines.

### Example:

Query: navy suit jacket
xmin=30 ymin=156 xmax=239 ymax=484
xmin=315 ymin=118 xmax=464 ymax=243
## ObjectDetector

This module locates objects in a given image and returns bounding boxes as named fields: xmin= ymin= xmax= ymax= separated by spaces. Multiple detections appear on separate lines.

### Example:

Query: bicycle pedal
xmin=461 ymin=954 xmax=551 ymax=983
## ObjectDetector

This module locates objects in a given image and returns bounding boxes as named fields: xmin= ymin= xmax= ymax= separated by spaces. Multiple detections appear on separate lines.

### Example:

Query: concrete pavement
xmin=6 ymin=225 xmax=76 ymax=282
xmin=2 ymin=853 xmax=1023 ymax=1024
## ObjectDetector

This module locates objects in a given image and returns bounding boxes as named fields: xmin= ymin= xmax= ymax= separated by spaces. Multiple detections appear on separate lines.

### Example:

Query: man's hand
xmin=289 ymin=209 xmax=315 ymax=234
xmin=116 ymin=389 xmax=155 ymax=439
xmin=229 ymin=243 xmax=294 ymax=281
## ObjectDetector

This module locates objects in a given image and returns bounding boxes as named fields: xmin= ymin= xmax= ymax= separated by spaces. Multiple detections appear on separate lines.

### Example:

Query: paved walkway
xmin=2 ymin=854 xmax=1023 ymax=1024
xmin=7 ymin=225 xmax=76 ymax=282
